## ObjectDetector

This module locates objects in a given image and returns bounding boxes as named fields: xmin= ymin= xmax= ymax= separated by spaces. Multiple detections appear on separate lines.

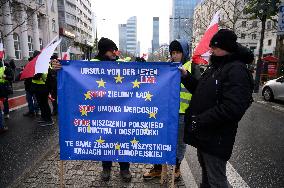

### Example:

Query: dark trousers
xmin=26 ymin=91 xmax=39 ymax=113
xmin=50 ymin=88 xmax=57 ymax=113
xmin=3 ymin=97 xmax=9 ymax=115
xmin=197 ymin=149 xmax=230 ymax=188
xmin=102 ymin=161 xmax=130 ymax=171
xmin=35 ymin=90 xmax=52 ymax=121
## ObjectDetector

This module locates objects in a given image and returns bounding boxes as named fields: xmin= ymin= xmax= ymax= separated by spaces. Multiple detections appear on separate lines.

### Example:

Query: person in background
xmin=52 ymin=37 xmax=132 ymax=182
xmin=9 ymin=59 xmax=16 ymax=82
xmin=2 ymin=62 xmax=14 ymax=119
xmin=179 ymin=29 xmax=254 ymax=188
xmin=31 ymin=51 xmax=53 ymax=126
xmin=143 ymin=39 xmax=201 ymax=181
xmin=47 ymin=54 xmax=58 ymax=116
xmin=23 ymin=57 xmax=40 ymax=117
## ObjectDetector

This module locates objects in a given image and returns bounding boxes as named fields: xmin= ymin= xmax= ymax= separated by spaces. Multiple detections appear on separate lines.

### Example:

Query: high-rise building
xmin=57 ymin=0 xmax=94 ymax=60
xmin=152 ymin=17 xmax=160 ymax=53
xmin=170 ymin=0 xmax=200 ymax=46
xmin=119 ymin=16 xmax=137 ymax=56
xmin=126 ymin=16 xmax=137 ymax=56
xmin=118 ymin=24 xmax=127 ymax=53
xmin=0 ymin=0 xmax=59 ymax=64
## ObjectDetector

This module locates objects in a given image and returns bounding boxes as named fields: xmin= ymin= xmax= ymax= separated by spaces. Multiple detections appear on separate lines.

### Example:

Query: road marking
xmin=181 ymin=159 xmax=198 ymax=188
xmin=10 ymin=104 xmax=28 ymax=111
xmin=182 ymin=147 xmax=250 ymax=188
xmin=272 ymin=105 xmax=284 ymax=112
xmin=256 ymin=100 xmax=268 ymax=104
xmin=227 ymin=162 xmax=250 ymax=188
xmin=13 ymin=89 xmax=25 ymax=92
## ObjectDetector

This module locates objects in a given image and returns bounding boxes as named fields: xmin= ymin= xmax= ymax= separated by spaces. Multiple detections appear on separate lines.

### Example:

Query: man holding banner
xmin=143 ymin=39 xmax=200 ymax=181
xmin=179 ymin=29 xmax=254 ymax=187
xmin=53 ymin=37 xmax=132 ymax=182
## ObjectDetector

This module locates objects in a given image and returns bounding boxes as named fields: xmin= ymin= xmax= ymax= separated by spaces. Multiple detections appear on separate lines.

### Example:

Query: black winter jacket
xmin=181 ymin=46 xmax=254 ymax=161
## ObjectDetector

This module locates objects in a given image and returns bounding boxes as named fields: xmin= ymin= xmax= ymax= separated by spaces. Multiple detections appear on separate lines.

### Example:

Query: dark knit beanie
xmin=209 ymin=29 xmax=238 ymax=52
xmin=169 ymin=40 xmax=183 ymax=55
xmin=98 ymin=37 xmax=118 ymax=55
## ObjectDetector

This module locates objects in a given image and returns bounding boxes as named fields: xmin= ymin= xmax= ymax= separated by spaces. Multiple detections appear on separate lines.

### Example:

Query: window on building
xmin=241 ymin=33 xmax=246 ymax=39
xmin=267 ymin=21 xmax=272 ymax=30
xmin=28 ymin=35 xmax=33 ymax=57
xmin=242 ymin=21 xmax=246 ymax=28
xmin=268 ymin=39 xmax=272 ymax=46
xmin=252 ymin=34 xmax=257 ymax=40
xmin=52 ymin=19 xmax=56 ymax=32
xmin=13 ymin=33 xmax=21 ymax=60
xmin=252 ymin=21 xmax=258 ymax=28
xmin=39 ymin=38 xmax=43 ymax=50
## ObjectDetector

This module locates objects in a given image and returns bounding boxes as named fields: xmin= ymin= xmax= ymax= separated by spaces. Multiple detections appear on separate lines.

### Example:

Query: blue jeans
xmin=26 ymin=91 xmax=39 ymax=113
xmin=176 ymin=114 xmax=186 ymax=163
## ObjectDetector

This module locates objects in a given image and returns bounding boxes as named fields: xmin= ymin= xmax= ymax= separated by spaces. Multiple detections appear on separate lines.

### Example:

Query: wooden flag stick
xmin=160 ymin=164 xmax=168 ymax=184
xmin=171 ymin=165 xmax=176 ymax=188
xmin=60 ymin=160 xmax=64 ymax=188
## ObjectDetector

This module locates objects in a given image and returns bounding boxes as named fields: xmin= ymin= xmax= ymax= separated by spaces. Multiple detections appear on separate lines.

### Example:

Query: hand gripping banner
xmin=58 ymin=61 xmax=181 ymax=165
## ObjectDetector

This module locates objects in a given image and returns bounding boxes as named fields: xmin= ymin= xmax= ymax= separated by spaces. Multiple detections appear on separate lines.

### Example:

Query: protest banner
xmin=58 ymin=61 xmax=181 ymax=165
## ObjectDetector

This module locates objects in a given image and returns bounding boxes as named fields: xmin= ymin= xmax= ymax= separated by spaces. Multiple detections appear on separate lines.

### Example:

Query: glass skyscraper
xmin=170 ymin=0 xmax=200 ymax=48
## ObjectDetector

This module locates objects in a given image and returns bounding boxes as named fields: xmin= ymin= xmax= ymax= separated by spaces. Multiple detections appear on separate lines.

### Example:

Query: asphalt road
xmin=0 ymin=107 xmax=58 ymax=188
xmin=185 ymin=101 xmax=284 ymax=188
xmin=1 ymin=90 xmax=283 ymax=187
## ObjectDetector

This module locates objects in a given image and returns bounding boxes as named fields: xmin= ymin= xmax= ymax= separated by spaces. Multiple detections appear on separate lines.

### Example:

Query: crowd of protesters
xmin=1 ymin=29 xmax=254 ymax=187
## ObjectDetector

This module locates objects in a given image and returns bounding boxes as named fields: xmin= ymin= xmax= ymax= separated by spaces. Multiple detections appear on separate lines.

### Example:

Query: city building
xmin=57 ymin=0 xmax=94 ymax=60
xmin=159 ymin=43 xmax=169 ymax=60
xmin=169 ymin=0 xmax=200 ymax=48
xmin=126 ymin=16 xmax=137 ymax=56
xmin=118 ymin=24 xmax=127 ymax=53
xmin=192 ymin=0 xmax=277 ymax=57
xmin=119 ymin=16 xmax=138 ymax=56
xmin=152 ymin=17 xmax=160 ymax=53
xmin=0 ymin=0 xmax=59 ymax=65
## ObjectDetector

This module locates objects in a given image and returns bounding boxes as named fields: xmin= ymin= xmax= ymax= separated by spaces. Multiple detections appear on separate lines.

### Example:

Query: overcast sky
xmin=93 ymin=0 xmax=172 ymax=55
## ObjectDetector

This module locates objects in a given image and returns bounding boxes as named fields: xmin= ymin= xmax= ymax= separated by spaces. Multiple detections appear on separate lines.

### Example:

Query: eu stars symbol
xmin=130 ymin=137 xmax=139 ymax=144
xmin=84 ymin=91 xmax=91 ymax=100
xmin=80 ymin=108 xmax=87 ymax=116
xmin=132 ymin=79 xmax=141 ymax=88
xmin=145 ymin=92 xmax=153 ymax=101
xmin=115 ymin=143 xmax=121 ymax=150
xmin=96 ymin=136 xmax=105 ymax=144
xmin=114 ymin=74 xmax=124 ymax=83
xmin=96 ymin=78 xmax=106 ymax=88
xmin=149 ymin=112 xmax=156 ymax=119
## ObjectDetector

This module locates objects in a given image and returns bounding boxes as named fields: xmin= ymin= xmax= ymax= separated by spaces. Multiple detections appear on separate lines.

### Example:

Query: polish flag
xmin=20 ymin=37 xmax=62 ymax=80
xmin=62 ymin=46 xmax=71 ymax=60
xmin=192 ymin=11 xmax=220 ymax=64
xmin=0 ymin=43 xmax=4 ymax=59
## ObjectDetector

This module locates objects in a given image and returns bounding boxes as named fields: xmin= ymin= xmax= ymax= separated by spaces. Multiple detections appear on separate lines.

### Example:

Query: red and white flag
xmin=192 ymin=11 xmax=219 ymax=64
xmin=20 ymin=37 xmax=62 ymax=80
xmin=0 ymin=43 xmax=4 ymax=59
xmin=62 ymin=46 xmax=71 ymax=60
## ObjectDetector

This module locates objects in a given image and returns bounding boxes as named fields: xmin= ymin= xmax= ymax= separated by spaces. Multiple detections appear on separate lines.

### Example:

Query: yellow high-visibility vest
xmin=0 ymin=67 xmax=6 ymax=83
xmin=32 ymin=73 xmax=47 ymax=85
xmin=179 ymin=61 xmax=192 ymax=114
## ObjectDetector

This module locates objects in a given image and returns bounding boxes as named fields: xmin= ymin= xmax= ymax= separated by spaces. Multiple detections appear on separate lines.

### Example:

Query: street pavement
xmin=1 ymin=81 xmax=284 ymax=188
